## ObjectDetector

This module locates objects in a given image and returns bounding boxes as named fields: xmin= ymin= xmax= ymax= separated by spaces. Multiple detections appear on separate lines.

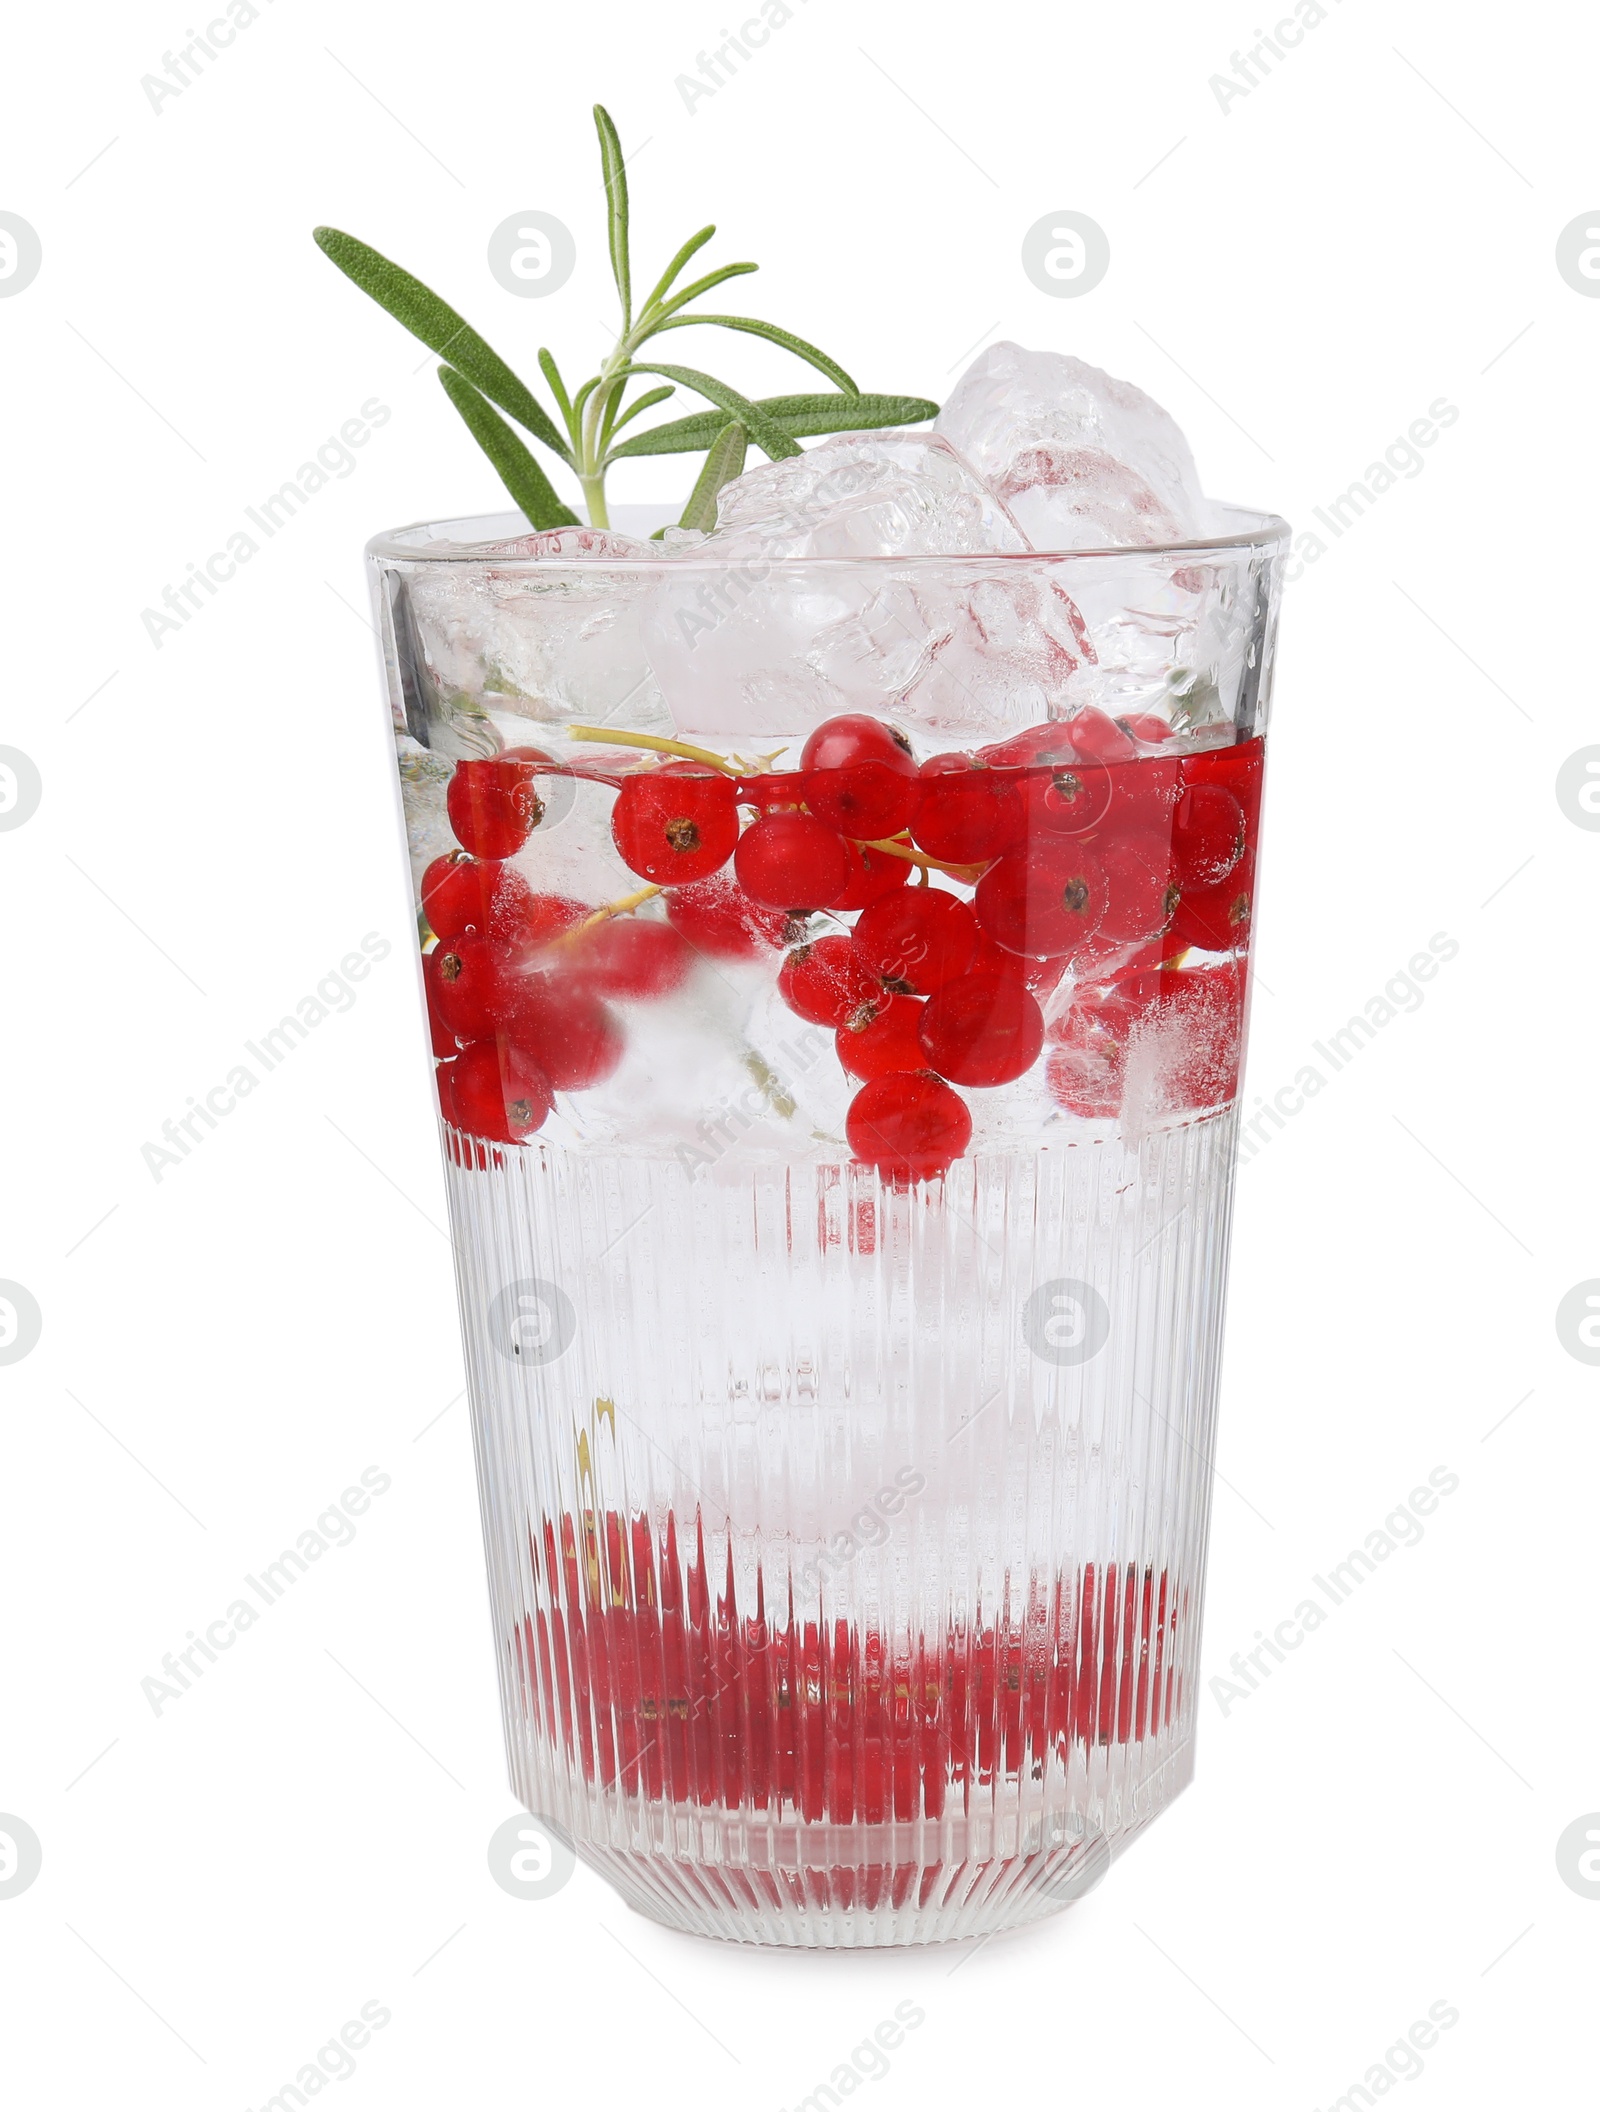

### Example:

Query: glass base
xmin=548 ymin=1761 xmax=1187 ymax=1947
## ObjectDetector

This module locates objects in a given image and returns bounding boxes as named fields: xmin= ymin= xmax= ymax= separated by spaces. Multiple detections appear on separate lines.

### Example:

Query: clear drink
xmin=370 ymin=506 xmax=1287 ymax=1945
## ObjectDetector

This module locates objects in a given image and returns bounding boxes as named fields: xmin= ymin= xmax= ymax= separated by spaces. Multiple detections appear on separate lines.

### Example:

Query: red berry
xmin=918 ymin=972 xmax=1045 ymax=1087
xmin=1180 ymin=735 xmax=1265 ymax=845
xmin=967 ymin=929 xmax=1062 ymax=996
xmin=421 ymin=851 xmax=537 ymax=944
xmin=1044 ymin=984 xmax=1143 ymax=1119
xmin=447 ymin=1038 xmax=553 ymax=1143
xmin=1157 ymin=963 xmax=1245 ymax=1107
xmin=975 ymin=848 xmax=1106 ymax=959
xmin=977 ymin=723 xmax=1079 ymax=769
xmin=804 ymin=761 xmax=918 ymax=839
xmin=664 ymin=876 xmax=790 ymax=958
xmin=1120 ymin=713 xmax=1173 ymax=744
xmin=447 ymin=757 xmax=544 ymax=859
xmin=846 ymin=1073 xmax=972 ymax=1180
xmin=1172 ymin=783 xmax=1247 ymax=888
xmin=567 ymin=919 xmax=692 ymax=1000
xmin=1047 ymin=964 xmax=1244 ymax=1116
xmin=800 ymin=713 xmax=916 ymax=777
xmin=1099 ymin=831 xmax=1179 ymax=943
xmin=1099 ymin=755 xmax=1183 ymax=837
xmin=777 ymin=936 xmax=880 ymax=1027
xmin=830 ymin=842 xmax=913 ymax=913
xmin=1020 ymin=763 xmax=1113 ymax=838
xmin=507 ymin=979 xmax=625 ymax=1091
xmin=734 ymin=812 xmax=852 ymax=912
xmin=1170 ymin=873 xmax=1253 ymax=953
xmin=912 ymin=757 xmax=1023 ymax=862
xmin=501 ymin=744 xmax=559 ymax=766
xmin=852 ymin=887 xmax=978 ymax=994
xmin=835 ymin=993 xmax=927 ymax=1081
xmin=422 ymin=951 xmax=460 ymax=1057
xmin=612 ymin=770 xmax=739 ymax=884
xmin=1066 ymin=707 xmax=1138 ymax=764
xmin=801 ymin=713 xmax=918 ymax=839
xmin=430 ymin=934 xmax=513 ymax=1039
xmin=512 ymin=893 xmax=592 ymax=956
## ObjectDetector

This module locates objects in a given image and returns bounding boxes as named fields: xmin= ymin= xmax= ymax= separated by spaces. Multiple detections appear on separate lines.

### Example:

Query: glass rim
xmin=365 ymin=499 xmax=1291 ymax=572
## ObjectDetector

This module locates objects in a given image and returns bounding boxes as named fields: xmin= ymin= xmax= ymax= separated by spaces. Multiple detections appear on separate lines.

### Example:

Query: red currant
xmin=447 ymin=757 xmax=544 ymax=859
xmin=967 ymin=929 xmax=1062 ymax=995
xmin=1020 ymin=762 xmax=1113 ymax=839
xmin=1170 ymin=873 xmax=1252 ymax=953
xmin=977 ymin=723 xmax=1079 ymax=769
xmin=1157 ymin=963 xmax=1245 ymax=1107
xmin=506 ymin=978 xmax=626 ymax=1091
xmin=1048 ymin=962 xmax=1244 ymax=1116
xmin=777 ymin=936 xmax=880 ymax=1027
xmin=835 ymin=992 xmax=927 ymax=1081
xmin=830 ymin=842 xmax=913 ymax=913
xmin=734 ymin=812 xmax=852 ymax=912
xmin=1120 ymin=712 xmax=1173 ymax=744
xmin=852 ymin=887 xmax=978 ymax=994
xmin=804 ymin=761 xmax=917 ymax=839
xmin=1099 ymin=831 xmax=1179 ymax=944
xmin=918 ymin=972 xmax=1045 ymax=1087
xmin=1044 ymin=984 xmax=1142 ymax=1119
xmin=447 ymin=1038 xmax=554 ymax=1143
xmin=846 ymin=1073 xmax=972 ymax=1180
xmin=421 ymin=851 xmax=537 ymax=944
xmin=612 ymin=770 xmax=739 ymax=884
xmin=568 ymin=918 xmax=692 ymax=1000
xmin=1180 ymin=736 xmax=1264 ymax=848
xmin=430 ymin=934 xmax=513 ymax=1040
xmin=510 ymin=893 xmax=592 ymax=956
xmin=1066 ymin=707 xmax=1138 ymax=764
xmin=975 ymin=848 xmax=1107 ymax=959
xmin=664 ymin=876 xmax=791 ymax=958
xmin=1171 ymin=784 xmax=1246 ymax=889
xmin=912 ymin=757 xmax=1023 ymax=862
xmin=1099 ymin=755 xmax=1183 ymax=837
xmin=800 ymin=713 xmax=916 ymax=776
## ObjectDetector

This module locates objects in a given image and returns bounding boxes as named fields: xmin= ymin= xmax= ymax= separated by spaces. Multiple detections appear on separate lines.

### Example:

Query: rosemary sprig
xmin=315 ymin=104 xmax=938 ymax=532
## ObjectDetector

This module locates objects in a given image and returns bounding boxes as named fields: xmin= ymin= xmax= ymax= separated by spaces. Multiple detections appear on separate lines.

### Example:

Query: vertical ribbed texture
xmin=448 ymin=1116 xmax=1238 ymax=1947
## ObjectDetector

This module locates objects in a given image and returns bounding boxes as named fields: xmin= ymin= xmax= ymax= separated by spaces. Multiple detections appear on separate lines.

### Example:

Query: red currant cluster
xmin=528 ymin=1504 xmax=1178 ymax=1818
xmin=418 ymin=707 xmax=1262 ymax=1173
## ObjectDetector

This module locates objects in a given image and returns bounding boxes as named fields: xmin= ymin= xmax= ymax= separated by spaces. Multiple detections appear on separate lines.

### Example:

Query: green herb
xmin=315 ymin=104 xmax=938 ymax=533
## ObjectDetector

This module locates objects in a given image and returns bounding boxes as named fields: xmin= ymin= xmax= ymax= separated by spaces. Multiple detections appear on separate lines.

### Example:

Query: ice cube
xmin=642 ymin=434 xmax=1030 ymax=737
xmin=898 ymin=569 xmax=1096 ymax=740
xmin=404 ymin=525 xmax=673 ymax=733
xmin=693 ymin=431 xmax=1029 ymax=559
xmin=936 ymin=342 xmax=1210 ymax=551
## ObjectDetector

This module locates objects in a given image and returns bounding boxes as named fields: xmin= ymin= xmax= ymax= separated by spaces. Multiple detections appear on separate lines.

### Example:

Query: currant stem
xmin=567 ymin=725 xmax=740 ymax=776
xmin=560 ymin=885 xmax=666 ymax=944
xmin=859 ymin=836 xmax=988 ymax=885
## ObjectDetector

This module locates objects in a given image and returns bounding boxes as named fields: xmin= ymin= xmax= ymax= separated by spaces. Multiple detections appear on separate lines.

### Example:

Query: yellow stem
xmin=558 ymin=885 xmax=665 ymax=945
xmin=567 ymin=725 xmax=739 ymax=776
xmin=860 ymin=836 xmax=988 ymax=886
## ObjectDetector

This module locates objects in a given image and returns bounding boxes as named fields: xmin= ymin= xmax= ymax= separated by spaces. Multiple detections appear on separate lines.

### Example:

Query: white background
xmin=4 ymin=0 xmax=1596 ymax=2104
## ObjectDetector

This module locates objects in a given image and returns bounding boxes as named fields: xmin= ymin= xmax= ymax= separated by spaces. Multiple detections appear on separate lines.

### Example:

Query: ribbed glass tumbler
xmin=368 ymin=504 xmax=1288 ymax=1947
